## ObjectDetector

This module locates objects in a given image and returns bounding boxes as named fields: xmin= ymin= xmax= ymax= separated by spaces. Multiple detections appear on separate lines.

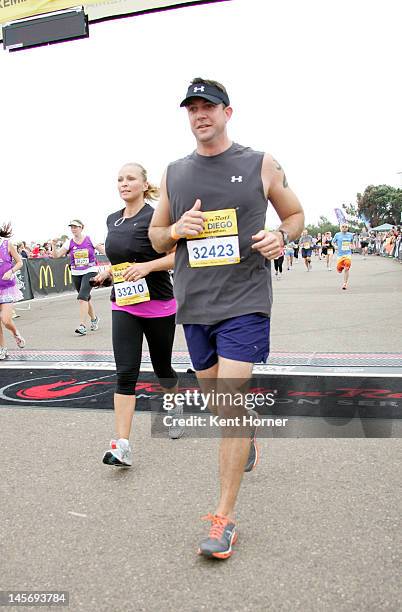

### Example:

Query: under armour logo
xmin=193 ymin=86 xmax=205 ymax=93
xmin=231 ymin=176 xmax=243 ymax=183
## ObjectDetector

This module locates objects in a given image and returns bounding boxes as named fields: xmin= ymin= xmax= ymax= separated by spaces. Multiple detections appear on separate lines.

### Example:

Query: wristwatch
xmin=277 ymin=229 xmax=289 ymax=246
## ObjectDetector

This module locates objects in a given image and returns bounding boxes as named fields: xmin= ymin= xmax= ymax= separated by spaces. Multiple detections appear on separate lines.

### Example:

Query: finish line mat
xmin=0 ymin=350 xmax=401 ymax=420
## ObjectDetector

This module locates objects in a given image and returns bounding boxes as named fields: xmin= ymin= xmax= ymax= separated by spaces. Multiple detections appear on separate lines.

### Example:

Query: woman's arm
xmin=51 ymin=239 xmax=69 ymax=259
xmin=123 ymin=252 xmax=175 ymax=282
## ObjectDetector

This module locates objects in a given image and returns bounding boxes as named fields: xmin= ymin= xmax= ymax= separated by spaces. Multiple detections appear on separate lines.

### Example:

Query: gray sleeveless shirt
xmin=167 ymin=142 xmax=272 ymax=324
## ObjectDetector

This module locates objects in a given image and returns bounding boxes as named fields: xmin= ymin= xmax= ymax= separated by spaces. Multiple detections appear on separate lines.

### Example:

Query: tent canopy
xmin=371 ymin=223 xmax=394 ymax=231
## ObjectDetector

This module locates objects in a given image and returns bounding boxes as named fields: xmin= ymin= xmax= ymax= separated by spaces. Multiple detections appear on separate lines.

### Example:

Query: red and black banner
xmin=1 ymin=370 xmax=401 ymax=418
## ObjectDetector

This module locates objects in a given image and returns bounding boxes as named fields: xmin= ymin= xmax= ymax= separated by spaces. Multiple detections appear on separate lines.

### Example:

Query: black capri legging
xmin=112 ymin=310 xmax=178 ymax=395
xmin=72 ymin=271 xmax=97 ymax=301
xmin=274 ymin=255 xmax=284 ymax=273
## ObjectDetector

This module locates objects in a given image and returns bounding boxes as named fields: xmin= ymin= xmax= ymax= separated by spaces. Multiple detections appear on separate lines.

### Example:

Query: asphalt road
xmin=1 ymin=408 xmax=401 ymax=612
xmin=1 ymin=253 xmax=401 ymax=611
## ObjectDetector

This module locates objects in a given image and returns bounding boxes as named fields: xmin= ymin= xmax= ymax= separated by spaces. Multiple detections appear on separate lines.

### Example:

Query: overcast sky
xmin=2 ymin=0 xmax=402 ymax=242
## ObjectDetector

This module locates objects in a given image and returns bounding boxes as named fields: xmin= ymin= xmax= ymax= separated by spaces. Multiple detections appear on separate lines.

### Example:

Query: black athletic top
xmin=322 ymin=238 xmax=334 ymax=250
xmin=105 ymin=204 xmax=173 ymax=301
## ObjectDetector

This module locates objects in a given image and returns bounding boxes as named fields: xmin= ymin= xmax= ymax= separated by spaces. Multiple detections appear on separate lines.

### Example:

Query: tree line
xmin=307 ymin=184 xmax=402 ymax=236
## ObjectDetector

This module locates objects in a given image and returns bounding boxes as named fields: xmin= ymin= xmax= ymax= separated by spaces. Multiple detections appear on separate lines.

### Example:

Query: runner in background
xmin=0 ymin=223 xmax=25 ymax=360
xmin=360 ymin=227 xmax=369 ymax=259
xmin=321 ymin=231 xmax=334 ymax=271
xmin=51 ymin=220 xmax=102 ymax=335
xmin=299 ymin=229 xmax=314 ymax=270
xmin=293 ymin=238 xmax=299 ymax=261
xmin=285 ymin=241 xmax=295 ymax=270
xmin=274 ymin=251 xmax=285 ymax=279
xmin=332 ymin=223 xmax=354 ymax=290
xmin=315 ymin=232 xmax=322 ymax=258
xmin=93 ymin=162 xmax=180 ymax=466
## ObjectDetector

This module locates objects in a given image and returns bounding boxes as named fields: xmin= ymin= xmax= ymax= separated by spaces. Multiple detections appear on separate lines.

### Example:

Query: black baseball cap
xmin=180 ymin=82 xmax=230 ymax=107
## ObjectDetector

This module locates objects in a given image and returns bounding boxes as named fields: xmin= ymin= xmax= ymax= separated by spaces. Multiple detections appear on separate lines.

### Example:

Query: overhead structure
xmin=1 ymin=0 xmax=229 ymax=47
xmin=371 ymin=223 xmax=394 ymax=232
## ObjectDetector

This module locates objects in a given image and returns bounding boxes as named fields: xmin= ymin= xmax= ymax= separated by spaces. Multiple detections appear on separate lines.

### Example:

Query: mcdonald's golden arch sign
xmin=39 ymin=264 xmax=54 ymax=289
xmin=64 ymin=263 xmax=72 ymax=286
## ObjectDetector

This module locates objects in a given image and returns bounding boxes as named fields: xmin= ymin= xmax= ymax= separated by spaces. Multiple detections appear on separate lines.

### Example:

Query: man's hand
xmin=123 ymin=262 xmax=152 ymax=281
xmin=2 ymin=270 xmax=13 ymax=281
xmin=174 ymin=199 xmax=206 ymax=237
xmin=251 ymin=230 xmax=283 ymax=260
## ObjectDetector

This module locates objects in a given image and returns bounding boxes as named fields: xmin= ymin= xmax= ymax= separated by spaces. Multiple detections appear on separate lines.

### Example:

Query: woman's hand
xmin=91 ymin=269 xmax=112 ymax=287
xmin=123 ymin=262 xmax=151 ymax=281
xmin=2 ymin=270 xmax=13 ymax=281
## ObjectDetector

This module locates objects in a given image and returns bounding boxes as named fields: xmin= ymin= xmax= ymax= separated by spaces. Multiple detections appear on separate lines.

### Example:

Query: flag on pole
xmin=359 ymin=212 xmax=371 ymax=229
xmin=334 ymin=208 xmax=346 ymax=224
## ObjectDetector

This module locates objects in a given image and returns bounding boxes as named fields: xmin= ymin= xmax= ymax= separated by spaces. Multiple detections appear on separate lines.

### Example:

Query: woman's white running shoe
xmin=14 ymin=332 xmax=25 ymax=348
xmin=102 ymin=439 xmax=132 ymax=467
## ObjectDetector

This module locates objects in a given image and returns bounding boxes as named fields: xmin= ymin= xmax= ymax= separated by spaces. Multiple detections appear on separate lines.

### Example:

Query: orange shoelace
xmin=201 ymin=513 xmax=230 ymax=539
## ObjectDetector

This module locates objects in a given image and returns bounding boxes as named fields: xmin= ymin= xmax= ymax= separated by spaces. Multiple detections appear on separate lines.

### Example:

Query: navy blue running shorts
xmin=183 ymin=313 xmax=270 ymax=371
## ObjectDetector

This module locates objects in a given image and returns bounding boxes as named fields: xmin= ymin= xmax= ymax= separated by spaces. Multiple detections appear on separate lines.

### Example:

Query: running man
xmin=0 ymin=223 xmax=25 ymax=359
xmin=51 ymin=221 xmax=102 ymax=335
xmin=299 ymin=229 xmax=314 ymax=270
xmin=360 ymin=227 xmax=369 ymax=259
xmin=149 ymin=77 xmax=304 ymax=559
xmin=332 ymin=223 xmax=354 ymax=289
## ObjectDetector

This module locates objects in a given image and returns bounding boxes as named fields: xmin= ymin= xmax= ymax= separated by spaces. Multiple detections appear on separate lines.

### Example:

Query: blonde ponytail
xmin=144 ymin=182 xmax=160 ymax=201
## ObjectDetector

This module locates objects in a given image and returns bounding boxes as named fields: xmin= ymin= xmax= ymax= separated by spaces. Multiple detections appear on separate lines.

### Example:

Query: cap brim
xmin=180 ymin=93 xmax=224 ymax=107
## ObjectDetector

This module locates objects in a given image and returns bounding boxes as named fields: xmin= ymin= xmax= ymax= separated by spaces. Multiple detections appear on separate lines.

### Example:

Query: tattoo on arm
xmin=273 ymin=157 xmax=289 ymax=188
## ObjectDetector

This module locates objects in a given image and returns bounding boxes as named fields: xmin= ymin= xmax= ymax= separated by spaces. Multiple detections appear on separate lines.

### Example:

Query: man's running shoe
xmin=75 ymin=324 xmax=87 ymax=336
xmin=244 ymin=409 xmax=259 ymax=473
xmin=14 ymin=332 xmax=25 ymax=348
xmin=102 ymin=439 xmax=132 ymax=466
xmin=90 ymin=316 xmax=100 ymax=331
xmin=168 ymin=404 xmax=184 ymax=440
xmin=0 ymin=346 xmax=8 ymax=360
xmin=198 ymin=514 xmax=238 ymax=559
xmin=342 ymin=284 xmax=347 ymax=290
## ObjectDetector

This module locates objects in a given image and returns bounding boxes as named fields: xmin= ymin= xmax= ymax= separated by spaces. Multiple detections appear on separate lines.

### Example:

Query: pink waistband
xmin=111 ymin=298 xmax=176 ymax=318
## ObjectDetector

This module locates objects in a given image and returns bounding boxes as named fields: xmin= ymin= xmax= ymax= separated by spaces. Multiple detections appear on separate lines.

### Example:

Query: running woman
xmin=285 ymin=241 xmax=296 ymax=270
xmin=315 ymin=232 xmax=322 ymax=258
xmin=0 ymin=223 xmax=25 ymax=359
xmin=51 ymin=221 xmax=101 ymax=335
xmin=93 ymin=162 xmax=180 ymax=466
xmin=274 ymin=251 xmax=284 ymax=279
xmin=149 ymin=78 xmax=304 ymax=559
xmin=321 ymin=231 xmax=334 ymax=270
xmin=299 ymin=229 xmax=314 ymax=270
xmin=332 ymin=223 xmax=354 ymax=289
